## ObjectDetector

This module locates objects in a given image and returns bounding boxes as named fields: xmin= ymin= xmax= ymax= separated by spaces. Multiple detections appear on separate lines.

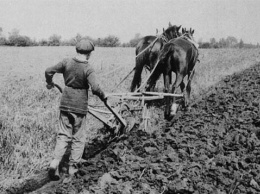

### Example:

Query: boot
xmin=63 ymin=165 xmax=78 ymax=184
xmin=48 ymin=159 xmax=60 ymax=181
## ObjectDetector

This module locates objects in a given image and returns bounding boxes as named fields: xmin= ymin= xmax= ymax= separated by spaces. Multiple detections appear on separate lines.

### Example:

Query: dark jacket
xmin=45 ymin=58 xmax=105 ymax=114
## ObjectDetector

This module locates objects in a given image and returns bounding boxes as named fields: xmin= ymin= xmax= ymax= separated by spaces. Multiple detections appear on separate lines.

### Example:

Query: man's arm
xmin=45 ymin=59 xmax=67 ymax=86
xmin=87 ymin=70 xmax=106 ymax=101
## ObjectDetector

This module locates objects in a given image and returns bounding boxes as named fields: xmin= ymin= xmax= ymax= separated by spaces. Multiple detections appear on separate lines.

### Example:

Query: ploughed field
xmin=0 ymin=47 xmax=260 ymax=193
xmin=16 ymin=63 xmax=260 ymax=194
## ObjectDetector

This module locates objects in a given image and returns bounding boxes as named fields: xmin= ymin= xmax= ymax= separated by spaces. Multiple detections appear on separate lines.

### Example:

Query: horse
xmin=149 ymin=28 xmax=199 ymax=120
xmin=144 ymin=27 xmax=191 ymax=92
xmin=130 ymin=23 xmax=181 ymax=92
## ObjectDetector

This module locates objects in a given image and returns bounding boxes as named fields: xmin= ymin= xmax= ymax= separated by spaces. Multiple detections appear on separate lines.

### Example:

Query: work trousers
xmin=53 ymin=110 xmax=87 ymax=166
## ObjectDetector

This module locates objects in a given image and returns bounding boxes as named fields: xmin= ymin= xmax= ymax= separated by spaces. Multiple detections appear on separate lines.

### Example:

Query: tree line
xmin=0 ymin=27 xmax=259 ymax=48
xmin=0 ymin=28 xmax=125 ymax=47
xmin=198 ymin=36 xmax=260 ymax=49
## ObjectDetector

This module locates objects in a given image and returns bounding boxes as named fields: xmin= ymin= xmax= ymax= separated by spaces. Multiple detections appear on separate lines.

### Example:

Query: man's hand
xmin=101 ymin=92 xmax=107 ymax=102
xmin=102 ymin=95 xmax=108 ymax=102
xmin=46 ymin=83 xmax=54 ymax=90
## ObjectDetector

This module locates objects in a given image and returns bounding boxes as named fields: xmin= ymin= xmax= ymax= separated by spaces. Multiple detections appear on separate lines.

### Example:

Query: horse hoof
xmin=164 ymin=114 xmax=174 ymax=121
xmin=171 ymin=103 xmax=179 ymax=114
xmin=182 ymin=105 xmax=191 ymax=112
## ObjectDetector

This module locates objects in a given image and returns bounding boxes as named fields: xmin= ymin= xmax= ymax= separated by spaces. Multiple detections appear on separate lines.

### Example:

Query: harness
xmin=160 ymin=34 xmax=169 ymax=43
xmin=135 ymin=34 xmax=199 ymax=92
xmin=179 ymin=33 xmax=199 ymax=50
xmin=178 ymin=34 xmax=200 ymax=84
xmin=135 ymin=34 xmax=168 ymax=59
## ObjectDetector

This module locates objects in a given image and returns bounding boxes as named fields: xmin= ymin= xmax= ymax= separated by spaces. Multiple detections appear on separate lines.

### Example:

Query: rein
xmin=135 ymin=34 xmax=168 ymax=59
xmin=134 ymin=58 xmax=161 ymax=92
xmin=135 ymin=37 xmax=159 ymax=59
xmin=112 ymin=67 xmax=136 ymax=92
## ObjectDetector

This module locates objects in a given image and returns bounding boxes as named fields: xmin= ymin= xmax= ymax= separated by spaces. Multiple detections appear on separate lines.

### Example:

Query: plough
xmin=53 ymin=83 xmax=184 ymax=134
xmin=105 ymin=91 xmax=184 ymax=132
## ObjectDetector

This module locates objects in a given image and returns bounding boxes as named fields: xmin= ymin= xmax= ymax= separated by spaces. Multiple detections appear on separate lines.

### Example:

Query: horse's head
xmin=181 ymin=27 xmax=195 ymax=41
xmin=181 ymin=27 xmax=188 ymax=35
xmin=162 ymin=24 xmax=181 ymax=41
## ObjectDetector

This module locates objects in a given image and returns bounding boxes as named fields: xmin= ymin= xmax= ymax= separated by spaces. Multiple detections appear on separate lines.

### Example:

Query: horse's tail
xmin=130 ymin=43 xmax=150 ymax=92
xmin=191 ymin=46 xmax=199 ymax=67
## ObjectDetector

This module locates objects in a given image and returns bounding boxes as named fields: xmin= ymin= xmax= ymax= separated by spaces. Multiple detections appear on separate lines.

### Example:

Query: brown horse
xmin=144 ymin=28 xmax=196 ymax=90
xmin=153 ymin=28 xmax=199 ymax=120
xmin=130 ymin=23 xmax=181 ymax=92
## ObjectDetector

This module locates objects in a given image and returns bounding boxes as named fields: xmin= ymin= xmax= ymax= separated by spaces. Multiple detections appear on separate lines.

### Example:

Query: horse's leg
xmin=169 ymin=71 xmax=172 ymax=85
xmin=163 ymin=71 xmax=172 ymax=90
xmin=146 ymin=67 xmax=161 ymax=91
xmin=180 ymin=81 xmax=186 ymax=108
xmin=171 ymin=72 xmax=184 ymax=97
xmin=170 ymin=72 xmax=184 ymax=116
xmin=147 ymin=52 xmax=159 ymax=91
xmin=180 ymin=81 xmax=185 ymax=93
xmin=185 ymin=69 xmax=195 ymax=111
xmin=163 ymin=71 xmax=171 ymax=120
xmin=130 ymin=60 xmax=144 ymax=92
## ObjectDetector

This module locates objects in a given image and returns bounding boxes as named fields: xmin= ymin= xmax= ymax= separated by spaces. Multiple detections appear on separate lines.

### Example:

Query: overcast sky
xmin=0 ymin=0 xmax=259 ymax=44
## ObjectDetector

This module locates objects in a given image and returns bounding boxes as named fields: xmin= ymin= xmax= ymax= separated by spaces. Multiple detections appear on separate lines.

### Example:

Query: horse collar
xmin=180 ymin=35 xmax=199 ymax=50
xmin=157 ymin=34 xmax=168 ymax=43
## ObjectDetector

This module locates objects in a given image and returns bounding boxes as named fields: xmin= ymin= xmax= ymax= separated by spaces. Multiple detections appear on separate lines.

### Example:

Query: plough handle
xmin=54 ymin=83 xmax=63 ymax=93
xmin=88 ymin=109 xmax=114 ymax=129
xmin=112 ymin=67 xmax=135 ymax=91
xmin=104 ymin=101 xmax=126 ymax=128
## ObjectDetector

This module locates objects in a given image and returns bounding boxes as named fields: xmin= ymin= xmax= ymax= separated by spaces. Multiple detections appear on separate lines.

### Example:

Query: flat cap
xmin=76 ymin=39 xmax=95 ymax=52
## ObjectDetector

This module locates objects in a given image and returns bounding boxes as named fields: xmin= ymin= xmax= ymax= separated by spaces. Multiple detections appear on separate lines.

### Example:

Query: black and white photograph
xmin=0 ymin=0 xmax=260 ymax=193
